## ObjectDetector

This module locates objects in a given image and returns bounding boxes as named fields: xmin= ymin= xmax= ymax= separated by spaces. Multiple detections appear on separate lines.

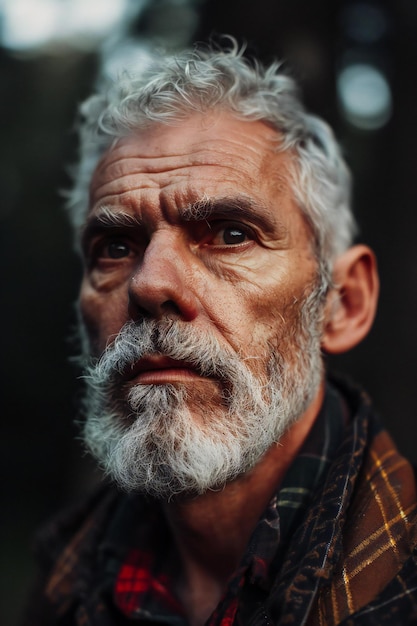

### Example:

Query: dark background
xmin=1 ymin=1 xmax=417 ymax=624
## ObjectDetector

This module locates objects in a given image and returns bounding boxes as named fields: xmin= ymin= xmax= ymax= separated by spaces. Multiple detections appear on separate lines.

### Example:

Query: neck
xmin=161 ymin=382 xmax=325 ymax=626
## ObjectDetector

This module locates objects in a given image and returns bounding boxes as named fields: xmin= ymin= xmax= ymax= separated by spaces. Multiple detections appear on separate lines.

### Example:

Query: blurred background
xmin=1 ymin=0 xmax=416 ymax=623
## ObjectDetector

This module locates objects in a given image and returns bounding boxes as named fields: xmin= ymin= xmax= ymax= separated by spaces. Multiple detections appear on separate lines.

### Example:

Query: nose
xmin=128 ymin=233 xmax=199 ymax=322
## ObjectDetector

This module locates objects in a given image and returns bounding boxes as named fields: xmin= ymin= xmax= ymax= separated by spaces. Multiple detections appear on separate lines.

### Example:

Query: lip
xmin=123 ymin=355 xmax=204 ymax=385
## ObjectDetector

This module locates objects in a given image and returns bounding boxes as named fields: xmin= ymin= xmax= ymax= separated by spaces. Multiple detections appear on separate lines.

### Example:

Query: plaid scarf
xmin=22 ymin=378 xmax=417 ymax=625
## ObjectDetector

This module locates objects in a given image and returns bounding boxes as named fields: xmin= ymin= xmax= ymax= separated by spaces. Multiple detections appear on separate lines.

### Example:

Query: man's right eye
xmin=86 ymin=237 xmax=136 ymax=265
xmin=104 ymin=241 xmax=131 ymax=259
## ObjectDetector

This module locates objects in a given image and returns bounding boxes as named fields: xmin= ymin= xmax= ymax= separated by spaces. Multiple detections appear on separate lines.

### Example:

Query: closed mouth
xmin=123 ymin=355 xmax=204 ymax=385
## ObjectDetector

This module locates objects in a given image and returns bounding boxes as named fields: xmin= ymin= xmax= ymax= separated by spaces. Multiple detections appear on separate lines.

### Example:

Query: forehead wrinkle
xmin=91 ymin=171 xmax=161 ymax=200
xmin=99 ymin=144 xmax=225 ymax=177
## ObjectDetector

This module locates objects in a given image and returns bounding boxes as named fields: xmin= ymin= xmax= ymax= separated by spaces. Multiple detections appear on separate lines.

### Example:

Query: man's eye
xmin=106 ymin=241 xmax=131 ymax=258
xmin=208 ymin=224 xmax=253 ymax=246
xmin=91 ymin=239 xmax=133 ymax=261
xmin=222 ymin=226 xmax=247 ymax=245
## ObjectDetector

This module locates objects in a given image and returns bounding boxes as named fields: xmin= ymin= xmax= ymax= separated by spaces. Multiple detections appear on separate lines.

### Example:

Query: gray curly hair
xmin=68 ymin=40 xmax=356 ymax=288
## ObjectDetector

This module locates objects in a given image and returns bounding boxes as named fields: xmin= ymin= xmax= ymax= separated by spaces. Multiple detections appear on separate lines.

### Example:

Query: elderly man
xmin=23 ymin=42 xmax=417 ymax=625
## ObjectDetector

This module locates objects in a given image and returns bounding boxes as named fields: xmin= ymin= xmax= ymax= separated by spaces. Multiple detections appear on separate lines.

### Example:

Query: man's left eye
xmin=222 ymin=226 xmax=247 ymax=244
xmin=209 ymin=224 xmax=253 ymax=246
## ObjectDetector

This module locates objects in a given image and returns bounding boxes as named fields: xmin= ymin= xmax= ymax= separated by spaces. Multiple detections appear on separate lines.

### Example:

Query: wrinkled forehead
xmin=92 ymin=112 xmax=287 ymax=170
xmin=88 ymin=112 xmax=302 ymax=221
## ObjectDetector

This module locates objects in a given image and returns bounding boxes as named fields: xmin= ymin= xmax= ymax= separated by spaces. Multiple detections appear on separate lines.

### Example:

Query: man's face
xmin=79 ymin=111 xmax=325 ymax=497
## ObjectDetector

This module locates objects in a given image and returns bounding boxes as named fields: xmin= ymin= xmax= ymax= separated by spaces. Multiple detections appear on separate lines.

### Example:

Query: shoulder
xmin=33 ymin=481 xmax=122 ymax=574
xmin=311 ymin=378 xmax=417 ymax=624
xmin=19 ymin=482 xmax=124 ymax=626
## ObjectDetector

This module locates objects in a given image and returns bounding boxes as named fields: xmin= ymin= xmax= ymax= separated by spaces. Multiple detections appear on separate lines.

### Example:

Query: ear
xmin=321 ymin=245 xmax=379 ymax=354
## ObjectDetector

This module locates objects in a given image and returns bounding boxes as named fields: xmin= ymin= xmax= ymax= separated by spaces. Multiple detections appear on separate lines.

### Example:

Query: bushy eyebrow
xmin=85 ymin=205 xmax=142 ymax=229
xmin=80 ymin=206 xmax=142 ymax=253
xmin=180 ymin=195 xmax=279 ymax=234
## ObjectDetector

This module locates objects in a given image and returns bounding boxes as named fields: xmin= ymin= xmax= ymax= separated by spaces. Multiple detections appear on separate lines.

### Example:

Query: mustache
xmin=87 ymin=319 xmax=262 ymax=387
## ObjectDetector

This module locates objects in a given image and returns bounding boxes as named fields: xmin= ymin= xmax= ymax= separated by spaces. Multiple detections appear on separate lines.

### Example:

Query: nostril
xmin=161 ymin=300 xmax=183 ymax=316
xmin=128 ymin=301 xmax=151 ymax=320
xmin=128 ymin=298 xmax=185 ymax=321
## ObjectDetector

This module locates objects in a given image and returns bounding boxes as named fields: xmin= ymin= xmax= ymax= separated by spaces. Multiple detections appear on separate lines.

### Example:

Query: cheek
xmin=79 ymin=279 xmax=128 ymax=355
xmin=209 ymin=288 xmax=283 ymax=359
xmin=239 ymin=279 xmax=311 ymax=355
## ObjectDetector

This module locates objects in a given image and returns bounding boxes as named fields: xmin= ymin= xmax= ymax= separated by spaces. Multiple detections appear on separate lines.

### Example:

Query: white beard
xmin=81 ymin=286 xmax=324 ymax=499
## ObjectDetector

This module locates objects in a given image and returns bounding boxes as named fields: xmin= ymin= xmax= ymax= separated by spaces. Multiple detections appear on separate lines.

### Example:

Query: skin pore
xmin=80 ymin=111 xmax=327 ymax=625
